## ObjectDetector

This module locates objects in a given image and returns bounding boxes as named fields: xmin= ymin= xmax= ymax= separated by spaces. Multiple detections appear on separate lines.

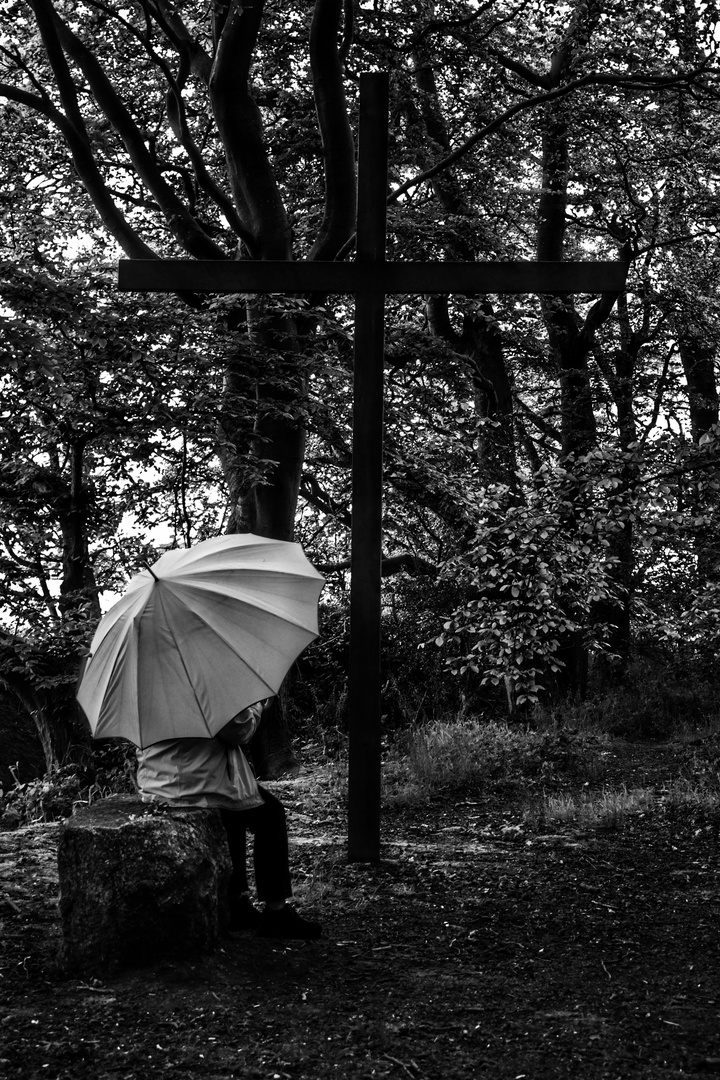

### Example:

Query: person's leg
xmin=220 ymin=808 xmax=260 ymax=930
xmin=242 ymin=786 xmax=322 ymax=939
xmin=244 ymin=786 xmax=292 ymax=904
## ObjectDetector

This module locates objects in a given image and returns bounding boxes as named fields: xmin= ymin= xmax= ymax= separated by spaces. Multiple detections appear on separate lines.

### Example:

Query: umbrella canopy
xmin=77 ymin=534 xmax=324 ymax=748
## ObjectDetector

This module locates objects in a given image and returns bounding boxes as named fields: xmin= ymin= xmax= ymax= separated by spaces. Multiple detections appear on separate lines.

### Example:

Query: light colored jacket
xmin=135 ymin=702 xmax=266 ymax=810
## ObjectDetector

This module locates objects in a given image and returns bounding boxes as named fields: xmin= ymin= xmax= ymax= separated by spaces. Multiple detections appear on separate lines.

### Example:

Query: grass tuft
xmin=382 ymin=717 xmax=608 ymax=806
xmin=544 ymin=778 xmax=720 ymax=832
xmin=544 ymin=786 xmax=656 ymax=830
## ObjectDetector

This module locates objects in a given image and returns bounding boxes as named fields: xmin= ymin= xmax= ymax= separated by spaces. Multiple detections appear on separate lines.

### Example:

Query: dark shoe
xmin=229 ymin=895 xmax=262 ymax=931
xmin=257 ymin=905 xmax=322 ymax=940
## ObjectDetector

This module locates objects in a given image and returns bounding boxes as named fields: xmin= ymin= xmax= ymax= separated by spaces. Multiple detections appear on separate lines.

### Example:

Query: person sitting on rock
xmin=135 ymin=698 xmax=322 ymax=940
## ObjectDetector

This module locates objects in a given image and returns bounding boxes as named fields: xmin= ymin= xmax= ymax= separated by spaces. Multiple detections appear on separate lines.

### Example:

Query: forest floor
xmin=1 ymin=739 xmax=720 ymax=1080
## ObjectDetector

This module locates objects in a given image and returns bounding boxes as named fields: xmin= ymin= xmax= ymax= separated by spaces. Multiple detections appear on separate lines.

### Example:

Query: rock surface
xmin=57 ymin=794 xmax=231 ymax=976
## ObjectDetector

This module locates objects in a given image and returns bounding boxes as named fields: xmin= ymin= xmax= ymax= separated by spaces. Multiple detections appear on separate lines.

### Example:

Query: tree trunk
xmin=0 ymin=657 xmax=89 ymax=773
xmin=668 ymin=0 xmax=720 ymax=584
xmin=211 ymin=0 xmax=354 ymax=772
xmin=679 ymin=329 xmax=719 ymax=444
xmin=14 ymin=0 xmax=354 ymax=778
xmin=677 ymin=315 xmax=720 ymax=582
xmin=56 ymin=441 xmax=102 ymax=622
xmin=538 ymin=104 xmax=598 ymax=463
xmin=219 ymin=303 xmax=307 ymax=543
xmin=411 ymin=45 xmax=517 ymax=487
xmin=591 ymin=295 xmax=643 ymax=684
xmin=0 ymin=440 xmax=98 ymax=772
xmin=535 ymin=9 xmax=622 ymax=694
xmin=537 ymin=101 xmax=592 ymax=696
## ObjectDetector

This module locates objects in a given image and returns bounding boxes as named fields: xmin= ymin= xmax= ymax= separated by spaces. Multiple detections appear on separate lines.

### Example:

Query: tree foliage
xmin=1 ymin=0 xmax=720 ymax=763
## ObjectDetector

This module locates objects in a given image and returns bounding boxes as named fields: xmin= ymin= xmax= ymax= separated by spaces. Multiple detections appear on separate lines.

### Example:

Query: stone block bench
xmin=57 ymin=794 xmax=231 ymax=977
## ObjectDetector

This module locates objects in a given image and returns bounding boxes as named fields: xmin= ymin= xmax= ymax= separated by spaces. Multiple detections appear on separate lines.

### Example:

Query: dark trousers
xmin=220 ymin=786 xmax=292 ymax=903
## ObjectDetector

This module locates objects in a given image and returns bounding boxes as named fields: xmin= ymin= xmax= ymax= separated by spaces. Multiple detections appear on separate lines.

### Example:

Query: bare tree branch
xmin=30 ymin=0 xmax=227 ymax=259
xmin=0 ymin=79 xmax=156 ymax=260
xmin=387 ymin=67 xmax=715 ymax=206
xmin=84 ymin=0 xmax=250 ymax=243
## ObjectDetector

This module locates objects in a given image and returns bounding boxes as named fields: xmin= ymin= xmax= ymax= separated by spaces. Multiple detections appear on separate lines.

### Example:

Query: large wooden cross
xmin=119 ymin=72 xmax=626 ymax=862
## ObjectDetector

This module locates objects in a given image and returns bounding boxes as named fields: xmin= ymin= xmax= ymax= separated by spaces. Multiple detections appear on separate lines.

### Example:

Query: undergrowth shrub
xmin=531 ymin=652 xmax=720 ymax=741
xmin=0 ymin=741 xmax=136 ymax=827
xmin=284 ymin=603 xmax=350 ymax=750
xmin=677 ymin=732 xmax=720 ymax=792
xmin=382 ymin=718 xmax=608 ymax=805
xmin=288 ymin=581 xmax=504 ymax=747
xmin=434 ymin=469 xmax=627 ymax=707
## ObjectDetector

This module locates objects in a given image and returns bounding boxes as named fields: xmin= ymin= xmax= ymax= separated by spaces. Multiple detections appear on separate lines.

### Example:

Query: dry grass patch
xmin=544 ymin=777 xmax=720 ymax=831
xmin=382 ymin=718 xmax=608 ymax=806
xmin=544 ymin=786 xmax=656 ymax=830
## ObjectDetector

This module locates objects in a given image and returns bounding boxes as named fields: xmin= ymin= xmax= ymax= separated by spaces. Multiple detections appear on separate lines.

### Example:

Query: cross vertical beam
xmin=347 ymin=72 xmax=389 ymax=863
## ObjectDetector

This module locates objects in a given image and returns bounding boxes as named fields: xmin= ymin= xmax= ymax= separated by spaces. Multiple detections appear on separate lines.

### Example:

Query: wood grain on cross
xmin=118 ymin=72 xmax=627 ymax=863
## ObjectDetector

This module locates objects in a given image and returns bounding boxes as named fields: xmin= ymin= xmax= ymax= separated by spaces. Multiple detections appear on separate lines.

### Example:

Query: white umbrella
xmin=77 ymin=533 xmax=324 ymax=748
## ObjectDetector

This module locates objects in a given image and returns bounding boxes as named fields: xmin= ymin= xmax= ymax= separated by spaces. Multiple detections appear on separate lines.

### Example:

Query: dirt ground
xmin=1 ymin=740 xmax=719 ymax=1080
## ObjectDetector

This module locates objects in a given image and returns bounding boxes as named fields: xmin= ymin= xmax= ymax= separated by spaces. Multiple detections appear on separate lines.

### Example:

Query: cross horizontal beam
xmin=118 ymin=259 xmax=626 ymax=295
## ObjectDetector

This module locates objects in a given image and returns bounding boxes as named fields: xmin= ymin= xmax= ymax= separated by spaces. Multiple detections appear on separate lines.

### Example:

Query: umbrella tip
xmin=144 ymin=564 xmax=160 ymax=582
